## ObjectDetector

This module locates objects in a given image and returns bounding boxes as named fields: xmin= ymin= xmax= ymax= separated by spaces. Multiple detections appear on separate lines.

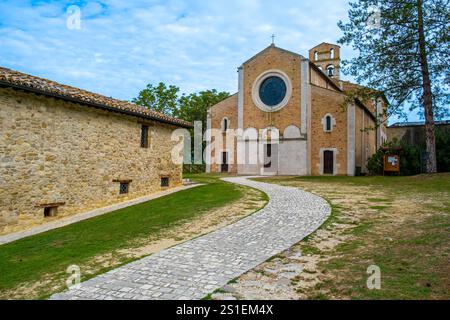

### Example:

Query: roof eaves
xmin=242 ymin=45 xmax=305 ymax=66
xmin=0 ymin=80 xmax=193 ymax=129
xmin=308 ymin=60 xmax=343 ymax=92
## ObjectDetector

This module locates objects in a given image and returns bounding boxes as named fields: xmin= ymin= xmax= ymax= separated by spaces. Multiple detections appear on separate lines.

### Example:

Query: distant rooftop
xmin=389 ymin=120 xmax=450 ymax=127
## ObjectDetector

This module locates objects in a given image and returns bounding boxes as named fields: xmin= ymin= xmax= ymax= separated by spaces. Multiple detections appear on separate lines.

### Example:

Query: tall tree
xmin=338 ymin=0 xmax=449 ymax=173
xmin=132 ymin=82 xmax=180 ymax=116
xmin=176 ymin=89 xmax=230 ymax=131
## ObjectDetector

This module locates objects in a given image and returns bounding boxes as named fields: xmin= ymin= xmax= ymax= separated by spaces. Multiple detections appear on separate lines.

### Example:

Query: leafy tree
xmin=132 ymin=82 xmax=180 ymax=115
xmin=175 ymin=89 xmax=230 ymax=132
xmin=338 ymin=0 xmax=450 ymax=173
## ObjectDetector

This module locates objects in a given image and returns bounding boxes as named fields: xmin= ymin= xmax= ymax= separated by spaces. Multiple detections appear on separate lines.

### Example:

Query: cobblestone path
xmin=51 ymin=176 xmax=331 ymax=300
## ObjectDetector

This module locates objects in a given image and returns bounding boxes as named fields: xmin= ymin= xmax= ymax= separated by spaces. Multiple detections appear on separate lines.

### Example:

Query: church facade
xmin=206 ymin=42 xmax=387 ymax=176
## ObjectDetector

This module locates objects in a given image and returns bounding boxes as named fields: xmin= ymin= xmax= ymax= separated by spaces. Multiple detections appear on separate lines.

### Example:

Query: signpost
xmin=384 ymin=154 xmax=400 ymax=175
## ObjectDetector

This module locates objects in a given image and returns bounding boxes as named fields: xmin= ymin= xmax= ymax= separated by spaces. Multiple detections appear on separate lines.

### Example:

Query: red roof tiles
xmin=0 ymin=67 xmax=193 ymax=128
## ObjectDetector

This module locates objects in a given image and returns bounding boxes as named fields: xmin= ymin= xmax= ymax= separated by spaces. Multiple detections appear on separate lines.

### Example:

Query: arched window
xmin=221 ymin=117 xmax=229 ymax=132
xmin=326 ymin=115 xmax=332 ymax=131
xmin=314 ymin=51 xmax=318 ymax=61
xmin=318 ymin=66 xmax=323 ymax=72
xmin=327 ymin=65 xmax=334 ymax=77
xmin=322 ymin=113 xmax=335 ymax=132
xmin=330 ymin=48 xmax=335 ymax=59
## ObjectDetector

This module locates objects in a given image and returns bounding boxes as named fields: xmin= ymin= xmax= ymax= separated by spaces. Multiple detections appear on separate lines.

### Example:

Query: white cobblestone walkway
xmin=51 ymin=176 xmax=331 ymax=300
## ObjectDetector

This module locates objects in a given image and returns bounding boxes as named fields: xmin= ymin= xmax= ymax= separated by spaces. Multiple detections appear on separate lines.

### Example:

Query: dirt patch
xmin=211 ymin=177 xmax=450 ymax=300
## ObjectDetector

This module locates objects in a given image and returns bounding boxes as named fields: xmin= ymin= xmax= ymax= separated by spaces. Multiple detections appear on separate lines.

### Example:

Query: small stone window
xmin=161 ymin=177 xmax=169 ymax=187
xmin=119 ymin=182 xmax=129 ymax=194
xmin=314 ymin=51 xmax=318 ymax=61
xmin=141 ymin=125 xmax=149 ymax=148
xmin=327 ymin=65 xmax=335 ymax=77
xmin=322 ymin=114 xmax=336 ymax=132
xmin=330 ymin=48 xmax=335 ymax=59
xmin=44 ymin=206 xmax=58 ymax=218
xmin=221 ymin=118 xmax=229 ymax=132
xmin=326 ymin=116 xmax=332 ymax=131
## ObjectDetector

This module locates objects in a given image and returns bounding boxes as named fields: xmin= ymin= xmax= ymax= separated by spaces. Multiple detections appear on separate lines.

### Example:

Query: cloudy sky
xmin=0 ymin=0 xmax=426 ymax=123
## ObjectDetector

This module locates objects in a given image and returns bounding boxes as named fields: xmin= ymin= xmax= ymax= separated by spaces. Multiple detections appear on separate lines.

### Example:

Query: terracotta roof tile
xmin=0 ymin=67 xmax=193 ymax=128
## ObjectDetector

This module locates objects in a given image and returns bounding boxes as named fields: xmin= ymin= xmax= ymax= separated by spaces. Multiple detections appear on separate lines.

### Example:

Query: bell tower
xmin=309 ymin=43 xmax=341 ymax=80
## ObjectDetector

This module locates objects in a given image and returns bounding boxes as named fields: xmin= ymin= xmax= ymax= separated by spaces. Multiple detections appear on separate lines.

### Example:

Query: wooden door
xmin=323 ymin=150 xmax=334 ymax=174
xmin=221 ymin=152 xmax=229 ymax=172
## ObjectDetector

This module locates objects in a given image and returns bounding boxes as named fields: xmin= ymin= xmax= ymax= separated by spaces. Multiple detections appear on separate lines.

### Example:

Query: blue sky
xmin=0 ymin=0 xmax=426 ymax=123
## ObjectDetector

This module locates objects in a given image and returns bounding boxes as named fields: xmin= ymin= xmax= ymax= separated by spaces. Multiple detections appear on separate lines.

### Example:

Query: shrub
xmin=367 ymin=140 xmax=422 ymax=176
xmin=436 ymin=128 xmax=450 ymax=172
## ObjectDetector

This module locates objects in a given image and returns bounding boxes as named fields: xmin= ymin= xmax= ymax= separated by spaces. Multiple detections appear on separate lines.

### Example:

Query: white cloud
xmin=0 ymin=0 xmax=428 ymax=122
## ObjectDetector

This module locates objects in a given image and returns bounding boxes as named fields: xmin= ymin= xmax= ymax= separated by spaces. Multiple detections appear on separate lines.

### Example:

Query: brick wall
xmin=310 ymin=85 xmax=348 ymax=175
xmin=242 ymin=46 xmax=302 ymax=133
xmin=209 ymin=94 xmax=238 ymax=173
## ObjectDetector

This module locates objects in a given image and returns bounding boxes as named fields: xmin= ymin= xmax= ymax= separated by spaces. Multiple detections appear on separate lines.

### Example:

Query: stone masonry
xmin=0 ymin=87 xmax=184 ymax=234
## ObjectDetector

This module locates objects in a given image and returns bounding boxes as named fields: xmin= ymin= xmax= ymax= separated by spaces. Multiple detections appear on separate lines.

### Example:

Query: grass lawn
xmin=253 ymin=173 xmax=450 ymax=300
xmin=0 ymin=174 xmax=258 ymax=299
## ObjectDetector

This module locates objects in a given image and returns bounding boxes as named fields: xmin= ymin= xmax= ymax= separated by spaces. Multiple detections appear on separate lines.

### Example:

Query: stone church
xmin=206 ymin=42 xmax=388 ymax=176
xmin=0 ymin=67 xmax=191 ymax=234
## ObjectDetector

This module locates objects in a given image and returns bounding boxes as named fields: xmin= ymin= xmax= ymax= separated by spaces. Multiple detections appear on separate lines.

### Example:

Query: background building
xmin=207 ymin=42 xmax=387 ymax=176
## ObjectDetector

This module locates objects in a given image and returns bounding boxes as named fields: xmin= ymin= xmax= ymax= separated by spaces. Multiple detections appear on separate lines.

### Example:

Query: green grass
xmin=0 ymin=174 xmax=245 ymax=296
xmin=367 ymin=198 xmax=392 ymax=203
xmin=257 ymin=173 xmax=450 ymax=299
xmin=260 ymin=173 xmax=450 ymax=194
xmin=347 ymin=214 xmax=450 ymax=299
xmin=369 ymin=205 xmax=390 ymax=211
xmin=301 ymin=244 xmax=322 ymax=255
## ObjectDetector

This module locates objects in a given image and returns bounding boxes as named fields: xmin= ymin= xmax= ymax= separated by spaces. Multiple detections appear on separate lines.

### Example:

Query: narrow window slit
xmin=44 ymin=206 xmax=58 ymax=218
xmin=161 ymin=177 xmax=169 ymax=187
xmin=141 ymin=125 xmax=149 ymax=148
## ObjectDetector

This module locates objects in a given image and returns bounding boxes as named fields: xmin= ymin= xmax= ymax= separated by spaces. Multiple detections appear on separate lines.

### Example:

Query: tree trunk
xmin=417 ymin=0 xmax=437 ymax=173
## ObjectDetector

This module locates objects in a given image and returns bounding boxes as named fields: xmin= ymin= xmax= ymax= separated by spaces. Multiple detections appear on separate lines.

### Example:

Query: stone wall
xmin=354 ymin=106 xmax=377 ymax=173
xmin=242 ymin=46 xmax=302 ymax=133
xmin=0 ymin=88 xmax=183 ymax=234
xmin=310 ymin=85 xmax=348 ymax=175
xmin=308 ymin=43 xmax=341 ymax=80
xmin=209 ymin=94 xmax=238 ymax=173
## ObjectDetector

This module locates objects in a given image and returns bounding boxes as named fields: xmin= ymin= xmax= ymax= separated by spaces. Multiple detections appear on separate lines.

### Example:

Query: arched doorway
xmin=323 ymin=150 xmax=334 ymax=174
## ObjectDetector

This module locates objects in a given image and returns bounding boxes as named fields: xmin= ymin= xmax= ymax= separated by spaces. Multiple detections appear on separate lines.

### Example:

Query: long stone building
xmin=206 ymin=42 xmax=388 ymax=176
xmin=0 ymin=67 xmax=191 ymax=234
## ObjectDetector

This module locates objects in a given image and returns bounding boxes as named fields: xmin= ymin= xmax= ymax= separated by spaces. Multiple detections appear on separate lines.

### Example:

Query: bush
xmin=183 ymin=164 xmax=206 ymax=174
xmin=367 ymin=127 xmax=450 ymax=175
xmin=436 ymin=128 xmax=450 ymax=172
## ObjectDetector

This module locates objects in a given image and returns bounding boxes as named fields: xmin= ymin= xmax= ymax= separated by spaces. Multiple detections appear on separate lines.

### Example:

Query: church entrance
xmin=323 ymin=150 xmax=334 ymax=174
xmin=221 ymin=151 xmax=229 ymax=173
xmin=262 ymin=143 xmax=278 ymax=175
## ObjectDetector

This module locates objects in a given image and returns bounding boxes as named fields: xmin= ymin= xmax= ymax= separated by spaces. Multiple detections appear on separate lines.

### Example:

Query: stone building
xmin=0 ymin=67 xmax=192 ymax=234
xmin=206 ymin=42 xmax=388 ymax=176
xmin=387 ymin=121 xmax=450 ymax=146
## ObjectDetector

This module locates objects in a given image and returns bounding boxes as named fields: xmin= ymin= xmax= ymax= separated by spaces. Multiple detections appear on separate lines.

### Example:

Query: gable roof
xmin=241 ymin=44 xmax=306 ymax=66
xmin=309 ymin=42 xmax=341 ymax=51
xmin=0 ymin=67 xmax=193 ymax=128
